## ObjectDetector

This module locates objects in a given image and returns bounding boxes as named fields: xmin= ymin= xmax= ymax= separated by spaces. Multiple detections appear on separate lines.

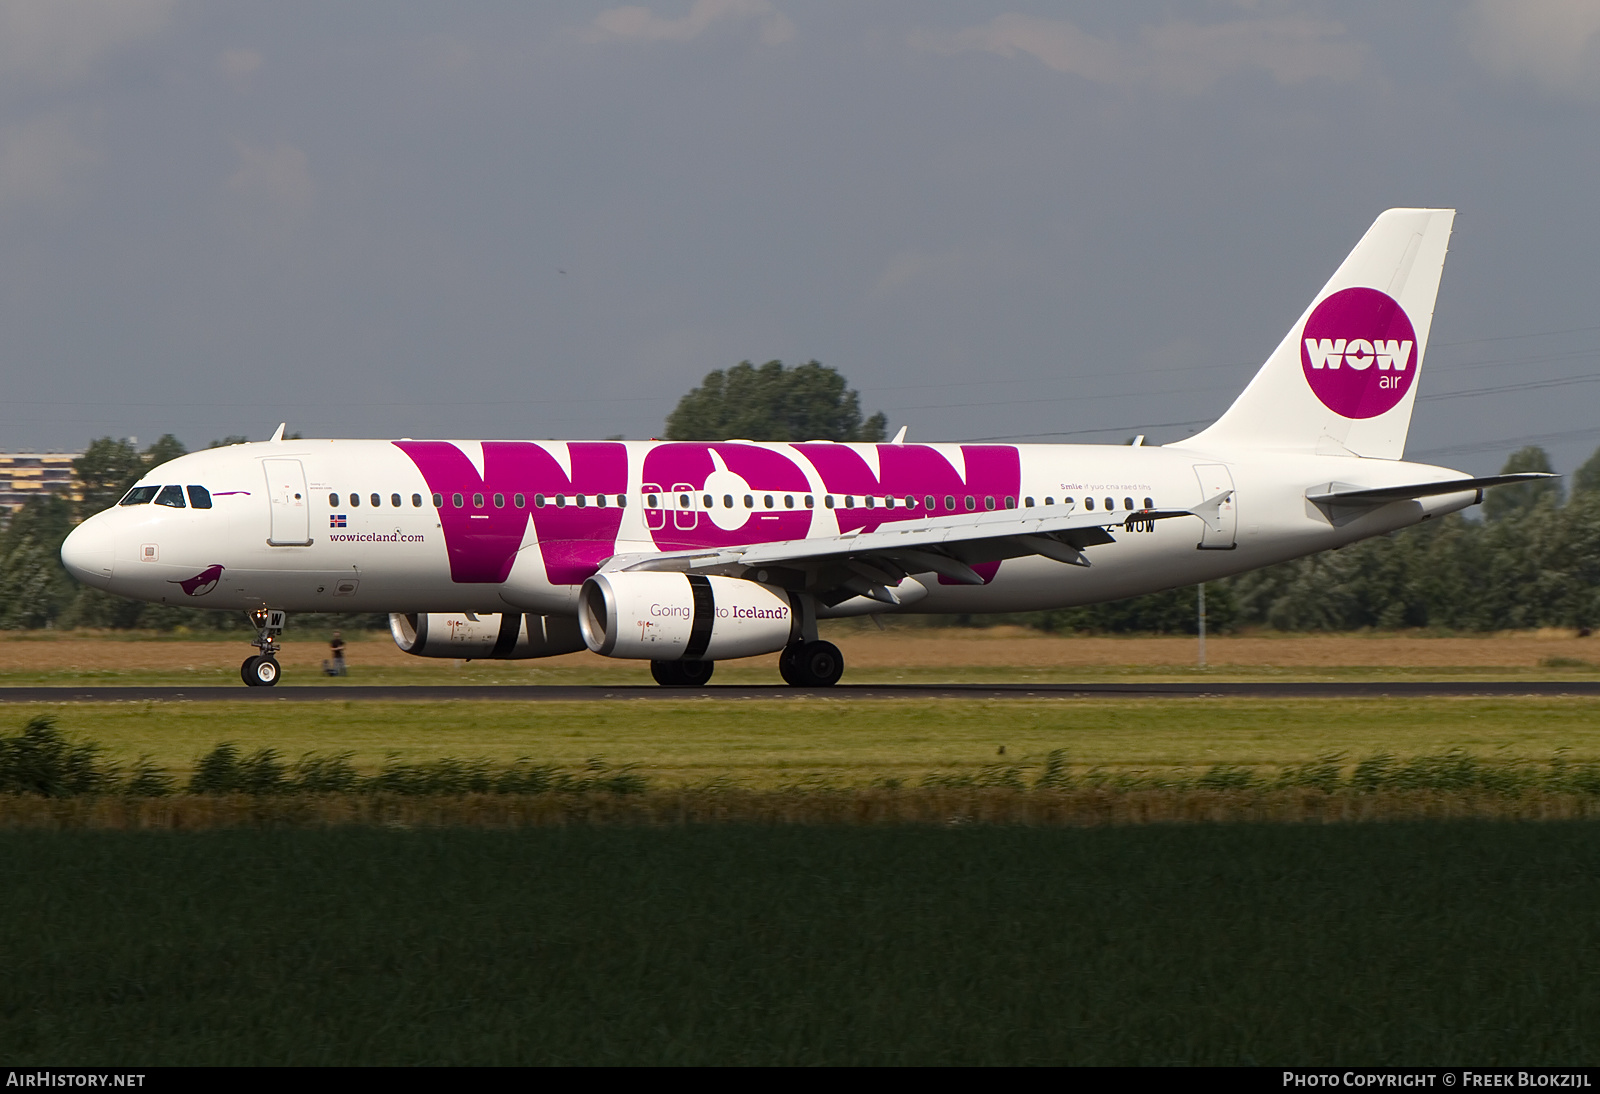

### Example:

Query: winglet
xmin=270 ymin=423 xmax=287 ymax=443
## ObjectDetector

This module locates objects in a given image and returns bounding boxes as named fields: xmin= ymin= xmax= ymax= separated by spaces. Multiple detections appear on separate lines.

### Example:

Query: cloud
xmin=584 ymin=0 xmax=795 ymax=46
xmin=228 ymin=139 xmax=314 ymax=217
xmin=871 ymin=248 xmax=965 ymax=296
xmin=0 ymin=112 xmax=95 ymax=208
xmin=0 ymin=0 xmax=176 ymax=84
xmin=217 ymin=48 xmax=264 ymax=86
xmin=909 ymin=12 xmax=1367 ymax=94
xmin=1464 ymin=0 xmax=1600 ymax=98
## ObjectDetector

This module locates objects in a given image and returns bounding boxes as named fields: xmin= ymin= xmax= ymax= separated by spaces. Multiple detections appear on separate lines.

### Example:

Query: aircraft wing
xmin=601 ymin=503 xmax=1199 ymax=606
xmin=1306 ymin=473 xmax=1556 ymax=506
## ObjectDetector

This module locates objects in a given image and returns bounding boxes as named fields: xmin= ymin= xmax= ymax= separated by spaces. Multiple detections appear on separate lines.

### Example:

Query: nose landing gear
xmin=242 ymin=608 xmax=286 ymax=687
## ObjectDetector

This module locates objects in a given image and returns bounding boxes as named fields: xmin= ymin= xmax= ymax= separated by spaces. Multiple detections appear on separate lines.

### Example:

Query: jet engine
xmin=389 ymin=612 xmax=587 ymax=659
xmin=579 ymin=572 xmax=797 ymax=661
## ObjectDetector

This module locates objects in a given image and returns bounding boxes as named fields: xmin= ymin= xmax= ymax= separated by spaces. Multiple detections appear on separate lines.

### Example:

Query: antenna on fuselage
xmin=890 ymin=426 xmax=908 ymax=444
xmin=269 ymin=423 xmax=287 ymax=443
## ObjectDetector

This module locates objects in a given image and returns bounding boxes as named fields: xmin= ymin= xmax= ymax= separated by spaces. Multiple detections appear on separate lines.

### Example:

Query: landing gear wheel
xmin=782 ymin=641 xmax=844 ymax=687
xmin=778 ymin=645 xmax=803 ymax=686
xmin=244 ymin=656 xmax=280 ymax=687
xmin=650 ymin=659 xmax=715 ymax=687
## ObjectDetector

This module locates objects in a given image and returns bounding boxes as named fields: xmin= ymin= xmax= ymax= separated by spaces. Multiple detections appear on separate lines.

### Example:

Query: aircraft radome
xmin=60 ymin=209 xmax=1549 ymax=687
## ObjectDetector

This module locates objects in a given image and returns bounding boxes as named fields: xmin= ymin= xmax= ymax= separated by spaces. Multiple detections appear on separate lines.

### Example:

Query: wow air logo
xmin=1300 ymin=287 xmax=1418 ymax=420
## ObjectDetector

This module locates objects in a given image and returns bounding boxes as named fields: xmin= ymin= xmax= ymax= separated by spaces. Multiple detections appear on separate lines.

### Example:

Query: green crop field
xmin=4 ymin=824 xmax=1599 ymax=1065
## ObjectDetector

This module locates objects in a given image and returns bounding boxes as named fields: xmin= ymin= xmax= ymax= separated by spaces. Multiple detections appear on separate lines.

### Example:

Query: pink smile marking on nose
xmin=171 ymin=564 xmax=225 ymax=596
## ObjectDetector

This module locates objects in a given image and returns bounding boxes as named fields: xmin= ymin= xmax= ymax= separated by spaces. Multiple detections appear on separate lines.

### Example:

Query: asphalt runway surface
xmin=2 ymin=681 xmax=1600 ymax=702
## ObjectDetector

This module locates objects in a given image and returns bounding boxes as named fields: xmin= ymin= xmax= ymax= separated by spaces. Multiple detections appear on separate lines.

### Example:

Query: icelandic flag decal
xmin=330 ymin=514 xmax=347 ymax=528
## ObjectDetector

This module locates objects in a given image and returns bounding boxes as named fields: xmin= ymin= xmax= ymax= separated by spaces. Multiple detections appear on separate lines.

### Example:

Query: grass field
xmin=4 ymin=695 xmax=1600 ymax=787
xmin=5 ymin=824 xmax=1599 ymax=1065
xmin=6 ymin=633 xmax=1600 ymax=1065
xmin=4 ymin=626 xmax=1600 ymax=686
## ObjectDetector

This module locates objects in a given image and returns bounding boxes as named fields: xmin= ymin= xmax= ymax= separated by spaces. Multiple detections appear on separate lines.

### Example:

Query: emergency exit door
xmin=264 ymin=459 xmax=313 ymax=546
xmin=1193 ymin=464 xmax=1237 ymax=550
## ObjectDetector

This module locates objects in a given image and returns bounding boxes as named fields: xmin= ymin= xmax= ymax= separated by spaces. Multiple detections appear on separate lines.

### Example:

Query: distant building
xmin=0 ymin=453 xmax=81 ymax=515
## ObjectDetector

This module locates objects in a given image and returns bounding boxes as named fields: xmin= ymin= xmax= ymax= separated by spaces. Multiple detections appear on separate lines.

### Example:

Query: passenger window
xmin=784 ymin=495 xmax=794 ymax=509
xmin=1005 ymin=496 xmax=1016 ymax=509
xmin=350 ymin=493 xmax=361 ymax=508
xmin=513 ymin=493 xmax=525 ymax=508
xmin=596 ymin=495 xmax=607 ymax=507
xmin=329 ymin=493 xmax=340 ymax=507
xmin=764 ymin=495 xmax=774 ymax=509
xmin=703 ymin=494 xmax=713 ymax=509
xmin=1024 ymin=497 xmax=1035 ymax=508
xmin=371 ymin=493 xmax=381 ymax=508
xmin=905 ymin=496 xmax=916 ymax=508
xmin=1124 ymin=497 xmax=1133 ymax=510
xmin=724 ymin=495 xmax=734 ymax=509
xmin=452 ymin=493 xmax=463 ymax=508
xmin=864 ymin=496 xmax=874 ymax=509
xmin=119 ymin=486 xmax=160 ymax=506
xmin=1085 ymin=497 xmax=1095 ymax=510
xmin=391 ymin=493 xmax=402 ymax=507
xmin=155 ymin=485 xmax=186 ymax=508
xmin=493 ymin=493 xmax=505 ymax=508
xmin=984 ymin=496 xmax=995 ymax=511
xmin=535 ymin=493 xmax=547 ymax=507
xmin=883 ymin=496 xmax=894 ymax=509
xmin=926 ymin=495 xmax=936 ymax=510
xmin=1104 ymin=497 xmax=1113 ymax=511
xmin=744 ymin=494 xmax=754 ymax=508
xmin=1144 ymin=497 xmax=1154 ymax=509
xmin=1062 ymin=496 xmax=1072 ymax=506
xmin=825 ymin=495 xmax=835 ymax=509
xmin=472 ymin=493 xmax=485 ymax=508
xmin=677 ymin=494 xmax=689 ymax=509
xmin=412 ymin=494 xmax=422 ymax=507
xmin=616 ymin=494 xmax=627 ymax=508
xmin=576 ymin=495 xmax=587 ymax=508
xmin=645 ymin=494 xmax=657 ymax=508
xmin=804 ymin=496 xmax=814 ymax=509
xmin=965 ymin=496 xmax=975 ymax=511
xmin=188 ymin=486 xmax=213 ymax=509
xmin=558 ymin=494 xmax=568 ymax=508
xmin=431 ymin=493 xmax=443 ymax=508
xmin=844 ymin=496 xmax=855 ymax=509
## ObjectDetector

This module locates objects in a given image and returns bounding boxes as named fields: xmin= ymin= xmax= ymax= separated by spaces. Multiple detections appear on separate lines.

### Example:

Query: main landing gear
xmin=241 ymin=608 xmax=286 ymax=687
xmin=778 ymin=640 xmax=844 ymax=688
xmin=651 ymin=659 xmax=715 ymax=687
xmin=646 ymin=642 xmax=845 ymax=688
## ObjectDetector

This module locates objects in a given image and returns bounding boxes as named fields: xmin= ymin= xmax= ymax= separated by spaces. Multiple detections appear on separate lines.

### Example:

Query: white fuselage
xmin=60 ymin=437 xmax=1478 ymax=618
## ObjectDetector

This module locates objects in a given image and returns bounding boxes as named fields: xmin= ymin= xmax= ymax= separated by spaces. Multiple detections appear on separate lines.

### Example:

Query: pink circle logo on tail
xmin=1300 ymin=287 xmax=1418 ymax=419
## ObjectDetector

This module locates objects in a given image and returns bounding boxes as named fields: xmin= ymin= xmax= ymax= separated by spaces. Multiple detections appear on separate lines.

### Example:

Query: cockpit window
xmin=187 ymin=486 xmax=213 ymax=509
xmin=154 ymin=485 xmax=187 ymax=508
xmin=119 ymin=486 xmax=160 ymax=506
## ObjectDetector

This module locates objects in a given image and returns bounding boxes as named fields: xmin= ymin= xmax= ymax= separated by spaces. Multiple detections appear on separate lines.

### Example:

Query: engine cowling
xmin=389 ymin=612 xmax=587 ymax=659
xmin=579 ymin=572 xmax=797 ymax=661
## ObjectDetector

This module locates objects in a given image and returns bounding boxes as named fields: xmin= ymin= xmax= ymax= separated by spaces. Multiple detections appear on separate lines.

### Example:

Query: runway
xmin=2 ymin=681 xmax=1600 ymax=702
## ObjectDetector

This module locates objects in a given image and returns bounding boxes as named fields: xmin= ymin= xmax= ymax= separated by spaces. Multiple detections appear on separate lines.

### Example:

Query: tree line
xmin=3 ymin=362 xmax=1596 ymax=634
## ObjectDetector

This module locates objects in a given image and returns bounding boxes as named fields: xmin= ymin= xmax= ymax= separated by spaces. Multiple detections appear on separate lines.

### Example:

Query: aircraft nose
xmin=60 ymin=518 xmax=114 ymax=589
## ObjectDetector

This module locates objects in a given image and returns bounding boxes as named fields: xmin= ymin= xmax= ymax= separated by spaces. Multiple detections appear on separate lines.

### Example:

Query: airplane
xmin=59 ymin=208 xmax=1549 ymax=687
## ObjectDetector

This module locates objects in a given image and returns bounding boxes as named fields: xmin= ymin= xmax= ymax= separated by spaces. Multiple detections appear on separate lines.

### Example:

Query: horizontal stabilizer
xmin=1306 ymin=473 xmax=1557 ymax=506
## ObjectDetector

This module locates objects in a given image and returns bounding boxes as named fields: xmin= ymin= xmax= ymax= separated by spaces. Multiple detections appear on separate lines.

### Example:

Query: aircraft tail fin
xmin=1181 ymin=208 xmax=1456 ymax=460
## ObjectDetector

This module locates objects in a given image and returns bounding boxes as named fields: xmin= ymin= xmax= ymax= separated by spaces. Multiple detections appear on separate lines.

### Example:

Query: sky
xmin=2 ymin=0 xmax=1598 ymax=477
